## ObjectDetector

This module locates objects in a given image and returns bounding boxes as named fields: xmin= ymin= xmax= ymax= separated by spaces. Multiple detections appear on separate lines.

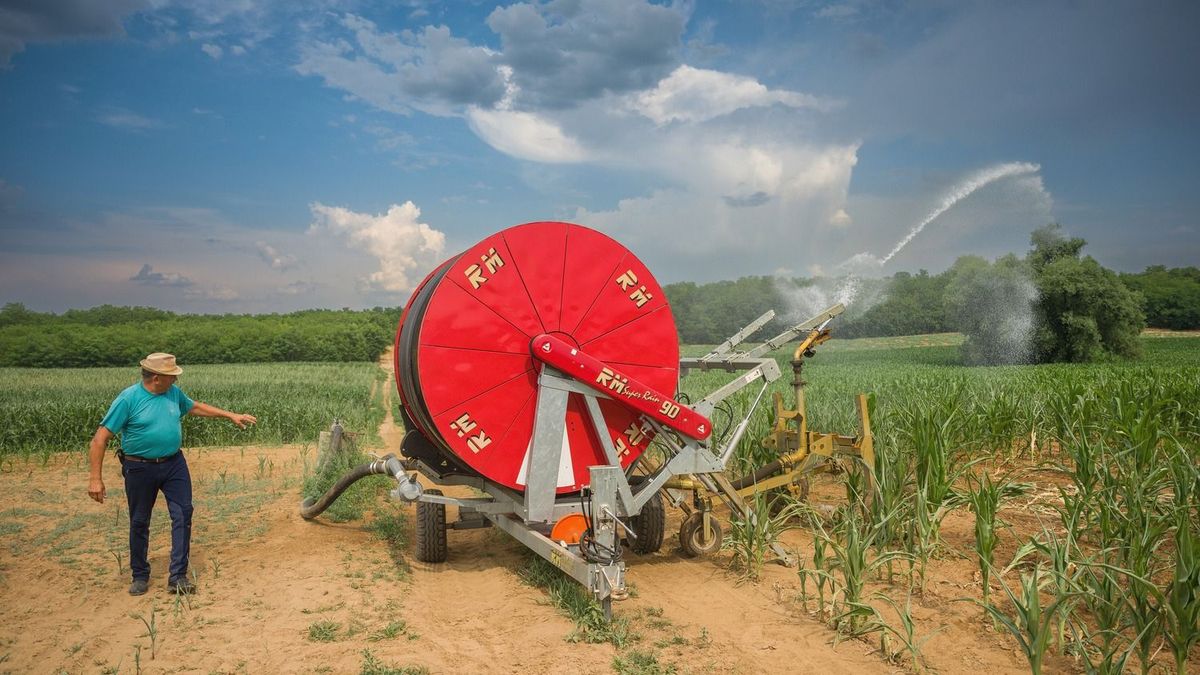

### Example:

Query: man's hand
xmin=88 ymin=477 xmax=106 ymax=503
xmin=228 ymin=412 xmax=257 ymax=429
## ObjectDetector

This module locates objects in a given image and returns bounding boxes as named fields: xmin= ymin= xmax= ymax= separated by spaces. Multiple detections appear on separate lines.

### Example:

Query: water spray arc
xmin=776 ymin=162 xmax=1045 ymax=321
xmin=878 ymin=162 xmax=1041 ymax=265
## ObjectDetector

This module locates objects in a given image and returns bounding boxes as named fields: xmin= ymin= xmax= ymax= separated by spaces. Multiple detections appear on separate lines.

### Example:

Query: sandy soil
xmin=0 ymin=354 xmax=1139 ymax=674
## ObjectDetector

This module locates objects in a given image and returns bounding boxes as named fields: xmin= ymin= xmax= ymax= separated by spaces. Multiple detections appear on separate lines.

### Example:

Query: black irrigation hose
xmin=729 ymin=459 xmax=786 ymax=491
xmin=300 ymin=458 xmax=396 ymax=520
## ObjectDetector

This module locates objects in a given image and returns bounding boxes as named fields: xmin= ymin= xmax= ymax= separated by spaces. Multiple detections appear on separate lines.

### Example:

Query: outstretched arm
xmin=188 ymin=401 xmax=257 ymax=429
xmin=88 ymin=426 xmax=113 ymax=503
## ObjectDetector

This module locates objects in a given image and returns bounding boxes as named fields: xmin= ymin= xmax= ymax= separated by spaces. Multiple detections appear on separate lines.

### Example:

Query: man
xmin=87 ymin=353 xmax=257 ymax=596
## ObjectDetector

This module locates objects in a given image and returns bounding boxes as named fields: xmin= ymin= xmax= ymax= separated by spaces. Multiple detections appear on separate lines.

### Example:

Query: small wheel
xmin=768 ymin=476 xmax=810 ymax=517
xmin=629 ymin=488 xmax=665 ymax=555
xmin=415 ymin=489 xmax=447 ymax=563
xmin=678 ymin=511 xmax=722 ymax=557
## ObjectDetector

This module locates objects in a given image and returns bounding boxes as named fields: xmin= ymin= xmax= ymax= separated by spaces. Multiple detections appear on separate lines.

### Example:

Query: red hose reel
xmin=394 ymin=221 xmax=681 ymax=494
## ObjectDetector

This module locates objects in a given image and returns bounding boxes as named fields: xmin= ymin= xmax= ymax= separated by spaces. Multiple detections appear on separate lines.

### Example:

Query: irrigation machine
xmin=302 ymin=221 xmax=874 ymax=616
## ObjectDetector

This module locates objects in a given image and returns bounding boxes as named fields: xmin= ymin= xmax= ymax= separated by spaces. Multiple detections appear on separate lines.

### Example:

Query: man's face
xmin=148 ymin=374 xmax=177 ymax=394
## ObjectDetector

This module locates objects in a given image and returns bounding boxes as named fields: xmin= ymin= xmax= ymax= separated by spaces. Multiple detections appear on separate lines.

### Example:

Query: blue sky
xmin=1 ymin=0 xmax=1197 ymax=313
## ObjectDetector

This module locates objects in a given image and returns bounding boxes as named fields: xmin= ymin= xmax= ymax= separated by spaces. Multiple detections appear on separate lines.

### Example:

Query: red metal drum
xmin=395 ymin=221 xmax=679 ymax=494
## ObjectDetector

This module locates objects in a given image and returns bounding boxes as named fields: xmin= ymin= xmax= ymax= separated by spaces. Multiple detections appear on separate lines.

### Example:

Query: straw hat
xmin=141 ymin=352 xmax=183 ymax=376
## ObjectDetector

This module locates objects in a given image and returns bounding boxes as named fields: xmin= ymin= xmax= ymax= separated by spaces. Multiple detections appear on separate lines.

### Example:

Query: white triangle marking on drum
xmin=513 ymin=425 xmax=575 ymax=489
xmin=557 ymin=425 xmax=574 ymax=488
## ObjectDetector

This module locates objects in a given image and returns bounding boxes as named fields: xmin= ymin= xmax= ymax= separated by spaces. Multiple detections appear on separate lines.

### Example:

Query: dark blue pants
xmin=122 ymin=452 xmax=193 ymax=583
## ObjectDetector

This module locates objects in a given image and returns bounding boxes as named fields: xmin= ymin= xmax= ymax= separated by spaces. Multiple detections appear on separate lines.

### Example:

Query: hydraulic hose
xmin=300 ymin=456 xmax=404 ymax=520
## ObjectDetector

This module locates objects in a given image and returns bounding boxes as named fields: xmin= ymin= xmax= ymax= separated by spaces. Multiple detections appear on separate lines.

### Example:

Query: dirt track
xmin=0 ymin=353 xmax=1069 ymax=674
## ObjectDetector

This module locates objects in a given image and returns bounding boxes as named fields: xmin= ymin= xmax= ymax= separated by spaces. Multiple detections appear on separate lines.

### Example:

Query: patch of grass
xmin=302 ymin=442 xmax=389 ymax=523
xmin=367 ymin=620 xmax=408 ymax=642
xmin=359 ymin=649 xmax=429 ymax=675
xmin=612 ymin=649 xmax=675 ymax=675
xmin=517 ymin=556 xmax=634 ymax=647
xmin=306 ymin=620 xmax=342 ymax=643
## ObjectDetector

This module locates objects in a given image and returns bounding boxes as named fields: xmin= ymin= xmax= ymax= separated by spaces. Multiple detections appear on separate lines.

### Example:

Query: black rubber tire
xmin=678 ymin=511 xmax=722 ymax=557
xmin=629 ymin=488 xmax=665 ymax=555
xmin=415 ymin=489 xmax=448 ymax=563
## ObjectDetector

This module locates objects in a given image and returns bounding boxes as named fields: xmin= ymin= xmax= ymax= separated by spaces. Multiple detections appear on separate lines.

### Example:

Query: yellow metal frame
xmin=738 ymin=325 xmax=875 ymax=501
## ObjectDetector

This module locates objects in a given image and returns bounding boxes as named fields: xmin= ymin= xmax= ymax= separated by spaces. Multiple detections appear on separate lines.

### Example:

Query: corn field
xmin=682 ymin=335 xmax=1200 ymax=673
xmin=0 ymin=362 xmax=389 ymax=456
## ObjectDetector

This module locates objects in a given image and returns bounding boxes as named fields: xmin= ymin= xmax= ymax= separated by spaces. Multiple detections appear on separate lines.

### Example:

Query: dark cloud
xmin=851 ymin=3 xmax=1200 ymax=141
xmin=296 ymin=1 xmax=689 ymax=114
xmin=0 ymin=0 xmax=150 ymax=66
xmin=486 ymin=0 xmax=688 ymax=108
xmin=130 ymin=263 xmax=193 ymax=287
xmin=295 ymin=16 xmax=507 ymax=114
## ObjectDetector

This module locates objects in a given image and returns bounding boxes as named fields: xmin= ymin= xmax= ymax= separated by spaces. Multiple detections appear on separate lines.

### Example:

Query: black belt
xmin=119 ymin=451 xmax=179 ymax=464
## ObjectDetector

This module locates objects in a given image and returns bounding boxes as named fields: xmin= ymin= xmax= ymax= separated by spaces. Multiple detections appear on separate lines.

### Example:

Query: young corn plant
xmin=1162 ymin=509 xmax=1200 ymax=675
xmin=810 ymin=521 xmax=832 ymax=619
xmin=977 ymin=565 xmax=1070 ymax=675
xmin=872 ymin=591 xmax=944 ymax=673
xmin=966 ymin=473 xmax=1003 ymax=614
xmin=1073 ymin=555 xmax=1132 ymax=672
xmin=1069 ymin=619 xmax=1138 ymax=675
xmin=727 ymin=493 xmax=799 ymax=581
xmin=825 ymin=511 xmax=910 ymax=633
xmin=906 ymin=484 xmax=948 ymax=593
xmin=1022 ymin=527 xmax=1080 ymax=654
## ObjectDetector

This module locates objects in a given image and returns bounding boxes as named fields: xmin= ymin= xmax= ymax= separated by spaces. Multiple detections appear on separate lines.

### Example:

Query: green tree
xmin=1120 ymin=266 xmax=1200 ymax=329
xmin=1027 ymin=225 xmax=1144 ymax=362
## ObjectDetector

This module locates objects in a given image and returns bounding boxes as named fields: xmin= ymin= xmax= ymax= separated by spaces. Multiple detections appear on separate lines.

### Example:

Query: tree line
xmin=0 ymin=305 xmax=401 ymax=367
xmin=1 ymin=225 xmax=1194 ymax=367
xmin=667 ymin=225 xmax=1199 ymax=364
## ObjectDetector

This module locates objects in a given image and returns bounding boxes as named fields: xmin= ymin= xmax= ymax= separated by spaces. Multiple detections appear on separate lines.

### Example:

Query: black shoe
xmin=168 ymin=579 xmax=196 ymax=595
xmin=129 ymin=579 xmax=149 ymax=596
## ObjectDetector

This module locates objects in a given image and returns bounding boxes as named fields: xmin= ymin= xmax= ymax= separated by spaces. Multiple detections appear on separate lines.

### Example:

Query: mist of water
xmin=774 ymin=162 xmax=1046 ymax=338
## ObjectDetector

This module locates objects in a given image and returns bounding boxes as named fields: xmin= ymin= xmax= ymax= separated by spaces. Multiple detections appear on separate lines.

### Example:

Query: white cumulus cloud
xmin=466 ymin=108 xmax=589 ymax=163
xmin=631 ymin=65 xmax=839 ymax=125
xmin=307 ymin=201 xmax=446 ymax=294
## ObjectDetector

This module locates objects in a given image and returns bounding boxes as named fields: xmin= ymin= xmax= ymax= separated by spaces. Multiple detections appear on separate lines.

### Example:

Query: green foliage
xmin=1028 ymin=224 xmax=1145 ymax=362
xmin=0 ymin=304 xmax=400 ymax=367
xmin=663 ymin=272 xmax=953 ymax=343
xmin=840 ymin=270 xmax=951 ymax=338
xmin=1120 ymin=265 xmax=1200 ymax=329
xmin=665 ymin=276 xmax=781 ymax=344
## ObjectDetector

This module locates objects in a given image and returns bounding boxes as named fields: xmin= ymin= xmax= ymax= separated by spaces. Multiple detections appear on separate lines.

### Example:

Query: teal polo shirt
xmin=100 ymin=382 xmax=195 ymax=459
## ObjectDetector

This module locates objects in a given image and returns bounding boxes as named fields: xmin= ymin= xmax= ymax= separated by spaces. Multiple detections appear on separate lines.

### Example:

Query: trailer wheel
xmin=415 ymin=489 xmax=447 ymax=563
xmin=678 ymin=512 xmax=722 ymax=557
xmin=628 ymin=488 xmax=665 ymax=554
